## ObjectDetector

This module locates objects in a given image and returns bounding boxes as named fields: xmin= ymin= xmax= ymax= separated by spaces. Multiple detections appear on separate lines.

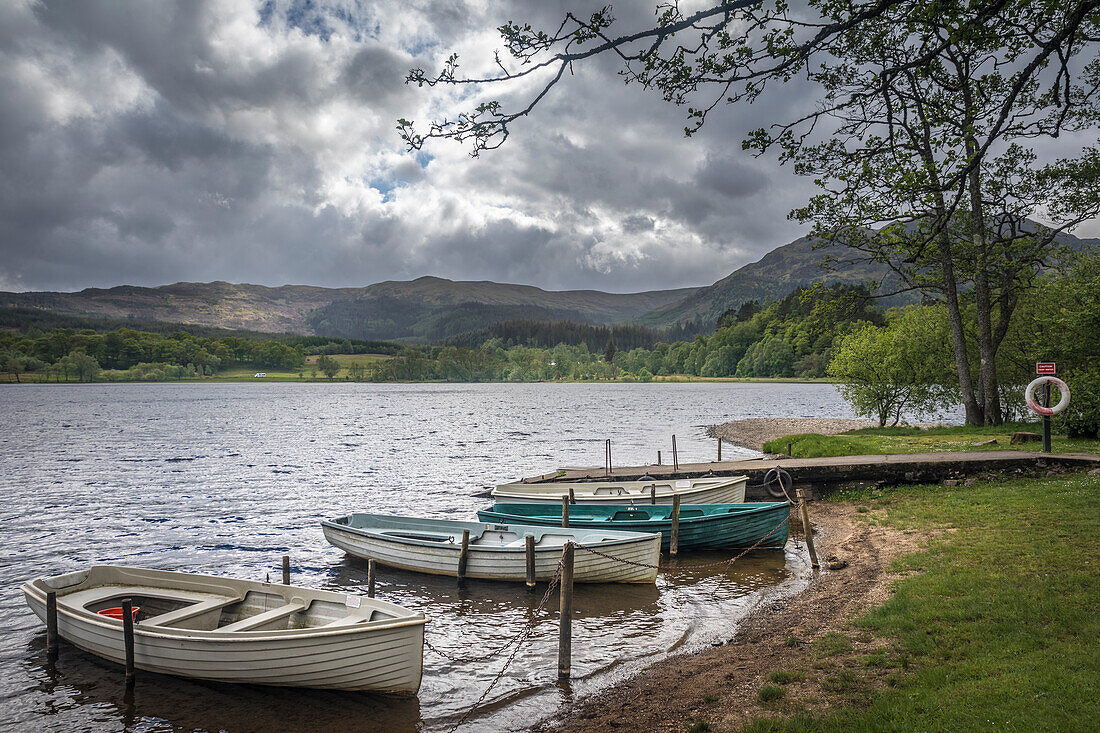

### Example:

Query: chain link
xmin=438 ymin=556 xmax=566 ymax=733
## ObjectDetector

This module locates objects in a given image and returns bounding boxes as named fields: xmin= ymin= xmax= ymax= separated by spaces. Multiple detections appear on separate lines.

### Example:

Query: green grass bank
xmin=743 ymin=474 xmax=1100 ymax=732
xmin=763 ymin=422 xmax=1100 ymax=457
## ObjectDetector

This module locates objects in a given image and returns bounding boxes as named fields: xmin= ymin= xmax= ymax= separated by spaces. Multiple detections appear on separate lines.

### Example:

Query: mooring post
xmin=670 ymin=494 xmax=681 ymax=556
xmin=457 ymin=529 xmax=471 ymax=587
xmin=525 ymin=534 xmax=536 ymax=592
xmin=568 ymin=487 xmax=576 ymax=504
xmin=367 ymin=559 xmax=376 ymax=598
xmin=787 ymin=442 xmax=793 ymax=457
xmin=650 ymin=483 xmax=656 ymax=505
xmin=607 ymin=439 xmax=612 ymax=474
xmin=657 ymin=450 xmax=662 ymax=465
xmin=561 ymin=495 xmax=570 ymax=528
xmin=557 ymin=542 xmax=575 ymax=680
xmin=46 ymin=591 xmax=59 ymax=664
xmin=796 ymin=487 xmax=820 ymax=569
xmin=122 ymin=598 xmax=136 ymax=685
xmin=282 ymin=555 xmax=290 ymax=585
xmin=718 ymin=438 xmax=722 ymax=462
xmin=672 ymin=435 xmax=679 ymax=472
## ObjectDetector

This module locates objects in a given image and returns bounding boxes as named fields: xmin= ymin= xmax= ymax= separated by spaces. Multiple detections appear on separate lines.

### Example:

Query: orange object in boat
xmin=97 ymin=606 xmax=140 ymax=621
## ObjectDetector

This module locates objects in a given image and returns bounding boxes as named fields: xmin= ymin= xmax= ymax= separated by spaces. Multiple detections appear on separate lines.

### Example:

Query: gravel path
xmin=707 ymin=418 xmax=878 ymax=451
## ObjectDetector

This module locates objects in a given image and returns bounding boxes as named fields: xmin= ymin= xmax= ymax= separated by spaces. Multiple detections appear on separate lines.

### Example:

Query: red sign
xmin=1036 ymin=362 xmax=1056 ymax=375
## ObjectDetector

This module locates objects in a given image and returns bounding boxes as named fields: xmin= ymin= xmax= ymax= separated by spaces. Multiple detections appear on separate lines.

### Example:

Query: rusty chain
xmin=437 ymin=556 xmax=566 ymax=732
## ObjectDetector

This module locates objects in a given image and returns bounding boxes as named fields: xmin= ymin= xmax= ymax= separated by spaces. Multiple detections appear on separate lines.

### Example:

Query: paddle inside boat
xmin=478 ymin=502 xmax=792 ymax=551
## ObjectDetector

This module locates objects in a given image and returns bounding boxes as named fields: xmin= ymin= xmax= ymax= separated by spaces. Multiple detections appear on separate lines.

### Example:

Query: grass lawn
xmin=763 ymin=422 xmax=1100 ymax=457
xmin=744 ymin=474 xmax=1100 ymax=732
xmin=207 ymin=353 xmax=393 ymax=382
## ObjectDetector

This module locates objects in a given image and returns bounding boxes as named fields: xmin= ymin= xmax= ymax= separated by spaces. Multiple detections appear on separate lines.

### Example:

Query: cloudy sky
xmin=1 ymin=1 xmax=1095 ymax=294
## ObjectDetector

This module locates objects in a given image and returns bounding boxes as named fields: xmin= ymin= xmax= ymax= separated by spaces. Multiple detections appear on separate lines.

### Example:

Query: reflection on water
xmin=0 ymin=382 xmax=848 ymax=731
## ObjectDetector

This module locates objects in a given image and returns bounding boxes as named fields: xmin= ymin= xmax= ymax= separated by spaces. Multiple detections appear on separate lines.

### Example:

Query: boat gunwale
xmin=321 ymin=516 xmax=662 ymax=552
xmin=21 ymin=567 xmax=429 ymax=642
xmin=491 ymin=475 xmax=749 ymax=500
xmin=480 ymin=501 xmax=792 ymax=528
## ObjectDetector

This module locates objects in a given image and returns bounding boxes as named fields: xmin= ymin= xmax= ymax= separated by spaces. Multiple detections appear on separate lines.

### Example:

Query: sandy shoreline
xmin=545 ymin=502 xmax=925 ymax=732
xmin=707 ymin=417 xmax=879 ymax=452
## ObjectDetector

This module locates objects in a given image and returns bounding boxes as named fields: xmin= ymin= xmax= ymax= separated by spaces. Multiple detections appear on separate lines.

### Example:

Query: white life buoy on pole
xmin=1025 ymin=376 xmax=1070 ymax=416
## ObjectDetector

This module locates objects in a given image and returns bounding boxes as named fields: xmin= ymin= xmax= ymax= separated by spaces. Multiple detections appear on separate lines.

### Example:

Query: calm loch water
xmin=0 ymin=382 xmax=859 ymax=731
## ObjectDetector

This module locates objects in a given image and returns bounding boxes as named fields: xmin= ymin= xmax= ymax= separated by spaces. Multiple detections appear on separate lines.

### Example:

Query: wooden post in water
xmin=607 ymin=439 xmax=612 ymax=474
xmin=796 ymin=488 xmax=820 ymax=569
xmin=282 ymin=555 xmax=290 ymax=585
xmin=525 ymin=535 xmax=536 ymax=592
xmin=457 ymin=529 xmax=471 ymax=586
xmin=557 ymin=542 xmax=575 ymax=680
xmin=657 ymin=450 xmax=662 ymax=465
xmin=367 ymin=559 xmax=376 ymax=598
xmin=46 ymin=591 xmax=59 ymax=664
xmin=568 ymin=487 xmax=576 ymax=504
xmin=561 ymin=496 xmax=570 ymax=528
xmin=650 ymin=483 xmax=656 ymax=505
xmin=670 ymin=495 xmax=681 ymax=556
xmin=672 ymin=435 xmax=679 ymax=472
xmin=718 ymin=438 xmax=722 ymax=462
xmin=122 ymin=598 xmax=136 ymax=685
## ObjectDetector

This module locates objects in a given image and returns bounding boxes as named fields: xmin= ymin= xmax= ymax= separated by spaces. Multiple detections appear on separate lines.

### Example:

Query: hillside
xmin=0 ymin=277 xmax=695 ymax=340
xmin=636 ymin=229 xmax=1100 ymax=329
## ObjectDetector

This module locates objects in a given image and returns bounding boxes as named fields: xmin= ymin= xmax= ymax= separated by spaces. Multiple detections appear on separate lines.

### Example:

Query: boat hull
xmin=491 ymin=476 xmax=747 ymax=505
xmin=322 ymin=520 xmax=660 ymax=584
xmin=478 ymin=502 xmax=791 ymax=551
xmin=22 ymin=568 xmax=426 ymax=694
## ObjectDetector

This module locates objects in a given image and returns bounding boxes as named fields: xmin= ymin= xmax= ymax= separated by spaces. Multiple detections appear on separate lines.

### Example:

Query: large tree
xmin=400 ymin=0 xmax=1100 ymax=424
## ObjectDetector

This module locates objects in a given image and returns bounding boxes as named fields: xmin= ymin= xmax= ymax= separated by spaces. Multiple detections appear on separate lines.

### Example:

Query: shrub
xmin=758 ymin=684 xmax=785 ymax=702
xmin=1057 ymin=369 xmax=1100 ymax=439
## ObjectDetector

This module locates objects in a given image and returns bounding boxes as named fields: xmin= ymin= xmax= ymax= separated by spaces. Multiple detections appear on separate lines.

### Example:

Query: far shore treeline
xmin=2 ymin=254 xmax=1097 ymax=437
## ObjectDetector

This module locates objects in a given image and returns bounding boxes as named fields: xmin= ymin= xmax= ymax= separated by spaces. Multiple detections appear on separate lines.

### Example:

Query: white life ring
xmin=1025 ymin=377 xmax=1070 ymax=416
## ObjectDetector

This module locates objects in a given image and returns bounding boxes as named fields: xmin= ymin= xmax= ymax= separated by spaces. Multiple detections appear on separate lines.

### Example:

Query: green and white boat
xmin=322 ymin=514 xmax=661 ymax=584
xmin=477 ymin=502 xmax=792 ymax=552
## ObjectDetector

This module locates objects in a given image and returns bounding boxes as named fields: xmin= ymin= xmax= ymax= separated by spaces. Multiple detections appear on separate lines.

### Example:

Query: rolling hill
xmin=0 ymin=277 xmax=695 ymax=340
xmin=635 ymin=229 xmax=1100 ymax=329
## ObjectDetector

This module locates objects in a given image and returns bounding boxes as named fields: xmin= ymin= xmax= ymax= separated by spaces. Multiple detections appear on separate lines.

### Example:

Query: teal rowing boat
xmin=476 ymin=502 xmax=791 ymax=551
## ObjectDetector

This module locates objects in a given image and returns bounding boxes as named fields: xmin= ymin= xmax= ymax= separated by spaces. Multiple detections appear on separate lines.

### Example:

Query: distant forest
xmin=0 ymin=282 xmax=882 ymax=383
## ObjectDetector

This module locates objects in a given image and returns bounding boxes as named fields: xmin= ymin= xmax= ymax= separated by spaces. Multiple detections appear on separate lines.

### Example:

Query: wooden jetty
xmin=517 ymin=450 xmax=1100 ymax=500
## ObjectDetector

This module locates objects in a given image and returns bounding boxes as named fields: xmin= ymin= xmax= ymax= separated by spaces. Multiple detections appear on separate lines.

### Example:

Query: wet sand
xmin=546 ymin=502 xmax=928 ymax=732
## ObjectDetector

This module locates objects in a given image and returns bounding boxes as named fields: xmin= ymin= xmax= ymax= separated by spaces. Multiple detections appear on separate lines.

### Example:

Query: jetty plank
xmin=517 ymin=451 xmax=1100 ymax=500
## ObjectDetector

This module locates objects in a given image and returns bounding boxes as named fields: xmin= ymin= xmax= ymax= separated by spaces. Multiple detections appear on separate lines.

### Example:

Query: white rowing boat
xmin=22 ymin=566 xmax=428 ymax=694
xmin=492 ymin=475 xmax=748 ymax=505
xmin=322 ymin=514 xmax=661 ymax=584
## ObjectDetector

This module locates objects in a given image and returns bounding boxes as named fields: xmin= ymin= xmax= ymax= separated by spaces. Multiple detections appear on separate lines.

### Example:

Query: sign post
xmin=1036 ymin=363 xmax=1056 ymax=453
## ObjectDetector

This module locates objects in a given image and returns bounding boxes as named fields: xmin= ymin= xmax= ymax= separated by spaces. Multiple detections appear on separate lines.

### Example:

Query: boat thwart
xmin=322 ymin=514 xmax=661 ymax=584
xmin=22 ymin=565 xmax=428 ymax=693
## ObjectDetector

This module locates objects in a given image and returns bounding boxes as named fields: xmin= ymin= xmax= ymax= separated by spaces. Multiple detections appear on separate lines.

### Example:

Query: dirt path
xmin=546 ymin=503 xmax=926 ymax=732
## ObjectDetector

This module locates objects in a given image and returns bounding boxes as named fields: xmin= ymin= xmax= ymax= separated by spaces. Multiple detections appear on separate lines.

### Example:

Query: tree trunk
xmin=967 ymin=152 xmax=1001 ymax=425
xmin=936 ymin=222 xmax=984 ymax=425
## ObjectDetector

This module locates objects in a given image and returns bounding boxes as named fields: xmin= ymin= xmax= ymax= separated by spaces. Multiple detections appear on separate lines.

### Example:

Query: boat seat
xmin=320 ymin=610 xmax=373 ymax=628
xmin=140 ymin=596 xmax=242 ymax=628
xmin=217 ymin=601 xmax=308 ymax=632
xmin=64 ymin=585 xmax=213 ymax=612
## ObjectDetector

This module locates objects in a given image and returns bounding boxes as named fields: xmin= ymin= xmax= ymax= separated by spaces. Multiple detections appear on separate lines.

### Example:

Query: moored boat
xmin=322 ymin=514 xmax=661 ymax=584
xmin=477 ymin=502 xmax=791 ymax=551
xmin=22 ymin=565 xmax=428 ymax=694
xmin=491 ymin=475 xmax=748 ymax=505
